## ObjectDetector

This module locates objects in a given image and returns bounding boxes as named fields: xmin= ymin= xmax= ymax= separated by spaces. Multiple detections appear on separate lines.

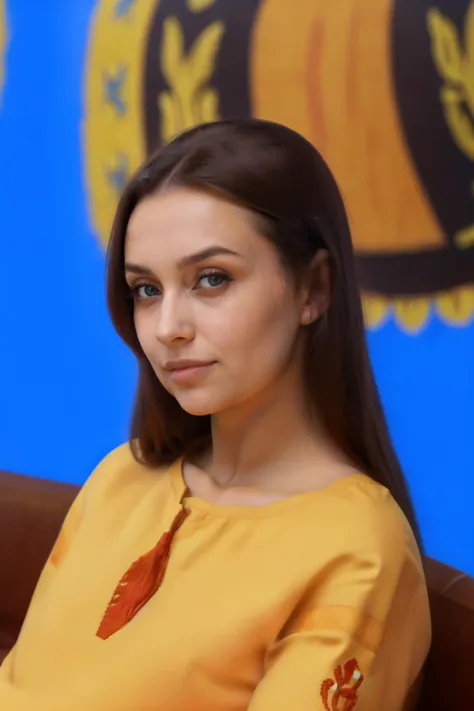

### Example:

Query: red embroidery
xmin=320 ymin=659 xmax=364 ymax=711
xmin=96 ymin=507 xmax=189 ymax=640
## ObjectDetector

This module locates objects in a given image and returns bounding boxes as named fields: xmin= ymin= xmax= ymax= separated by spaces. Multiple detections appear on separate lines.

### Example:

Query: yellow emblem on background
xmin=84 ymin=0 xmax=224 ymax=248
xmin=186 ymin=0 xmax=217 ymax=11
xmin=83 ymin=0 xmax=157 ymax=248
xmin=0 ymin=0 xmax=8 ymax=107
xmin=83 ymin=0 xmax=473 ymax=333
xmin=428 ymin=2 xmax=474 ymax=164
xmin=428 ymin=1 xmax=474 ymax=250
xmin=159 ymin=16 xmax=223 ymax=143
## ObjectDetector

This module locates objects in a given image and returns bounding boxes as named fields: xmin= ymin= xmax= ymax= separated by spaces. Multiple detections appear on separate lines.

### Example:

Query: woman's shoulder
xmin=91 ymin=441 xmax=139 ymax=476
xmin=79 ymin=442 xmax=171 ymax=510
xmin=290 ymin=472 xmax=422 ymax=570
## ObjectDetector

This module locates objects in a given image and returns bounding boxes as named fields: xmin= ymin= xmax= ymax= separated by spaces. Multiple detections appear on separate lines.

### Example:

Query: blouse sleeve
xmin=248 ymin=507 xmax=430 ymax=711
xmin=0 ymin=445 xmax=132 ymax=710
xmin=0 ymin=445 xmax=128 ymax=681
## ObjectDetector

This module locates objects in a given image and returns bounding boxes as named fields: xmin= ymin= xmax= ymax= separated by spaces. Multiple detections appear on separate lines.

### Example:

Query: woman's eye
xmin=198 ymin=272 xmax=230 ymax=290
xmin=133 ymin=284 xmax=159 ymax=300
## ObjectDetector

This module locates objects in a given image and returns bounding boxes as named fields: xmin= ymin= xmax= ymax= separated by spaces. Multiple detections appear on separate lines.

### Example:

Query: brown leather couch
xmin=1 ymin=469 xmax=473 ymax=709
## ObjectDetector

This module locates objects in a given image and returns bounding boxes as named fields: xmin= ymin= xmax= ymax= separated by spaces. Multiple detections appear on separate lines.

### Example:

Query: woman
xmin=0 ymin=119 xmax=430 ymax=710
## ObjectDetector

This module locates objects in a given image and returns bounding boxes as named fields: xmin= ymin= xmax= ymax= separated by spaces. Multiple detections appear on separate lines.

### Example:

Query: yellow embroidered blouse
xmin=0 ymin=444 xmax=431 ymax=711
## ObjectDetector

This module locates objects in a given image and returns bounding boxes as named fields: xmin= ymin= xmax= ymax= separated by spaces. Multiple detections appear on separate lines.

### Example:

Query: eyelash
xmin=130 ymin=269 xmax=233 ymax=301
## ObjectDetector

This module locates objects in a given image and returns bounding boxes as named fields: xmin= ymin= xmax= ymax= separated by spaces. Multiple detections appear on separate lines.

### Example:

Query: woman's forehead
xmin=125 ymin=188 xmax=270 ymax=262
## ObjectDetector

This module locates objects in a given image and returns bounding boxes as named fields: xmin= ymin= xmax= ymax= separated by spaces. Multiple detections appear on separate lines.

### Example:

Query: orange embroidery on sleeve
xmin=320 ymin=658 xmax=364 ymax=711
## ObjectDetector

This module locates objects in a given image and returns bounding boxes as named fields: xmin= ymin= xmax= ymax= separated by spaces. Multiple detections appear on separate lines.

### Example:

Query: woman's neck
xmin=189 ymin=366 xmax=350 ymax=496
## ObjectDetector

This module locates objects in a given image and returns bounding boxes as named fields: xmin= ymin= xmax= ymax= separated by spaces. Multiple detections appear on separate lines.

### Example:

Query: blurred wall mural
xmin=85 ymin=0 xmax=474 ymax=333
xmin=0 ymin=0 xmax=473 ymax=574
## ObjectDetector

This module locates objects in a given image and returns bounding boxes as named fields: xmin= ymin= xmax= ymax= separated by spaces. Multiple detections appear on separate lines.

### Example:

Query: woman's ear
xmin=300 ymin=249 xmax=331 ymax=325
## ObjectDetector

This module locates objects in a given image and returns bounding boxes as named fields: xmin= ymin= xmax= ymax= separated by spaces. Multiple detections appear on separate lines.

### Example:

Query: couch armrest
xmin=0 ymin=470 xmax=78 ymax=645
xmin=418 ymin=557 xmax=474 ymax=710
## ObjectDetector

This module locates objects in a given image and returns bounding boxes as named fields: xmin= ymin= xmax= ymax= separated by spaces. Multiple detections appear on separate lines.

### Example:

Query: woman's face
xmin=124 ymin=187 xmax=310 ymax=417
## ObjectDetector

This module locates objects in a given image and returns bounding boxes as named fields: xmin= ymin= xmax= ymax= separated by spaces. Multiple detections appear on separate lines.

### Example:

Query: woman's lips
xmin=167 ymin=362 xmax=216 ymax=383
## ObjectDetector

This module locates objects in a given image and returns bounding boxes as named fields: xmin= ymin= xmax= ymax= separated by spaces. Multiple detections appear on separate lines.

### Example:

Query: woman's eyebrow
xmin=177 ymin=245 xmax=242 ymax=268
xmin=125 ymin=246 xmax=243 ymax=275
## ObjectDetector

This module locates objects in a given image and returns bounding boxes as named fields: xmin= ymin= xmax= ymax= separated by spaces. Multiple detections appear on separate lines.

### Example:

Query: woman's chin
xmin=174 ymin=392 xmax=223 ymax=417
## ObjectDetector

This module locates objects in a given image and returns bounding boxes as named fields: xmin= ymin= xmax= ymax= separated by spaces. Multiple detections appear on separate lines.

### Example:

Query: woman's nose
xmin=154 ymin=296 xmax=195 ymax=345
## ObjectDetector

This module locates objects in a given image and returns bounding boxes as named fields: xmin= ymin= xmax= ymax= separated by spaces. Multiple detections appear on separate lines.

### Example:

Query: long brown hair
xmin=107 ymin=119 xmax=422 ymax=547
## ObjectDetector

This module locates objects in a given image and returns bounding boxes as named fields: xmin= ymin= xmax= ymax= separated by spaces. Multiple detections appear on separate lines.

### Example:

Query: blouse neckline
xmin=168 ymin=456 xmax=373 ymax=519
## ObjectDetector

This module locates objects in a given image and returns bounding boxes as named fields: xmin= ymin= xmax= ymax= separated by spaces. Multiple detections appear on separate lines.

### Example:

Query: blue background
xmin=0 ymin=0 xmax=473 ymax=575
